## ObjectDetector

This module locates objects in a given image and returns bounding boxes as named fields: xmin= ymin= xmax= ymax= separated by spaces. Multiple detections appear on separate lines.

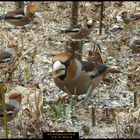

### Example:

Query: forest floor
xmin=0 ymin=1 xmax=140 ymax=139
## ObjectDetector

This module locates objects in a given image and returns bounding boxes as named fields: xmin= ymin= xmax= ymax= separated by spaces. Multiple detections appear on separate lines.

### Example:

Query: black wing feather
xmin=0 ymin=52 xmax=12 ymax=62
xmin=81 ymin=61 xmax=107 ymax=79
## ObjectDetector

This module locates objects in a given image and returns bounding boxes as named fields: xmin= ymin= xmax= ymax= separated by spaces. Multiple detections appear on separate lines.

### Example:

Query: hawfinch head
xmin=82 ymin=18 xmax=94 ymax=29
xmin=26 ymin=4 xmax=39 ymax=15
xmin=52 ymin=53 xmax=71 ymax=79
xmin=87 ymin=19 xmax=93 ymax=28
xmin=7 ymin=44 xmax=18 ymax=52
xmin=52 ymin=53 xmax=77 ymax=80
xmin=9 ymin=92 xmax=22 ymax=105
xmin=121 ymin=11 xmax=128 ymax=18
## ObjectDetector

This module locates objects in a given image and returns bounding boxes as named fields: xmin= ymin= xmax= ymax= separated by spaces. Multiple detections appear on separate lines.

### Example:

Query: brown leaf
xmin=88 ymin=51 xmax=103 ymax=63
xmin=23 ymin=108 xmax=32 ymax=118
xmin=9 ymin=92 xmax=22 ymax=105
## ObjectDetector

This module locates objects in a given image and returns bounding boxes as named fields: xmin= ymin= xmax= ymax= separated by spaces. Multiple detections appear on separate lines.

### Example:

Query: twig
xmin=134 ymin=91 xmax=137 ymax=108
xmin=99 ymin=1 xmax=104 ymax=35
xmin=2 ymin=93 xmax=8 ymax=139
xmin=132 ymin=110 xmax=140 ymax=137
xmin=75 ymin=52 xmax=89 ymax=58
xmin=113 ymin=109 xmax=120 ymax=138
xmin=13 ymin=46 xmax=37 ymax=68
xmin=91 ymin=107 xmax=96 ymax=127
xmin=20 ymin=32 xmax=24 ymax=54
xmin=0 ymin=83 xmax=8 ymax=138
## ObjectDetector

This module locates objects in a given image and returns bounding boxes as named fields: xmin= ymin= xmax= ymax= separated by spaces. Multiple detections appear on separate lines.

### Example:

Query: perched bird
xmin=0 ymin=44 xmax=18 ymax=65
xmin=121 ymin=11 xmax=140 ymax=24
xmin=0 ymin=4 xmax=38 ymax=26
xmin=52 ymin=53 xmax=121 ymax=95
xmin=129 ymin=38 xmax=140 ymax=54
xmin=60 ymin=18 xmax=94 ymax=39
xmin=0 ymin=92 xmax=22 ymax=123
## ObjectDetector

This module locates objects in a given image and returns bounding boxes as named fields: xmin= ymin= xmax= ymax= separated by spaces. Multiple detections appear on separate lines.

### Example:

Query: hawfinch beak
xmin=34 ymin=11 xmax=40 ymax=18
xmin=52 ymin=61 xmax=66 ymax=79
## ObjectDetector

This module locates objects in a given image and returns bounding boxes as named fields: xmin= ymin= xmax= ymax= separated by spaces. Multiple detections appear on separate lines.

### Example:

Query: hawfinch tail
xmin=129 ymin=38 xmax=140 ymax=54
xmin=0 ymin=44 xmax=18 ymax=64
xmin=0 ymin=4 xmax=38 ymax=26
xmin=121 ymin=11 xmax=140 ymax=24
xmin=0 ymin=92 xmax=21 ymax=123
xmin=60 ymin=19 xmax=94 ymax=39
xmin=52 ymin=53 xmax=115 ymax=95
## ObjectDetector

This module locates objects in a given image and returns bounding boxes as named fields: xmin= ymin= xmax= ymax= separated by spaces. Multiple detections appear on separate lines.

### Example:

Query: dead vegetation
xmin=0 ymin=1 xmax=140 ymax=139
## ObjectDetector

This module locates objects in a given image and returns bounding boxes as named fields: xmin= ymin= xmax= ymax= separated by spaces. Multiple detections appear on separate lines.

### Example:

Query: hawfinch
xmin=52 ymin=53 xmax=120 ymax=95
xmin=121 ymin=11 xmax=140 ymax=24
xmin=0 ymin=4 xmax=38 ymax=26
xmin=0 ymin=44 xmax=18 ymax=64
xmin=129 ymin=38 xmax=140 ymax=54
xmin=0 ymin=92 xmax=21 ymax=123
xmin=60 ymin=18 xmax=94 ymax=39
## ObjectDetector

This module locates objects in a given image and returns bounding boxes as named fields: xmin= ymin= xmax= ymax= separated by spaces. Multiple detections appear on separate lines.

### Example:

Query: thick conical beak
xmin=52 ymin=61 xmax=65 ymax=78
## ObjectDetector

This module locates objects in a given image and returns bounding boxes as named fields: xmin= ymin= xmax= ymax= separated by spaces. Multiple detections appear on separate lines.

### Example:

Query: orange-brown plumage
xmin=52 ymin=53 xmax=109 ymax=95
xmin=0 ymin=4 xmax=39 ymax=26
xmin=53 ymin=53 xmax=71 ymax=62
xmin=67 ymin=59 xmax=77 ymax=79
xmin=27 ymin=4 xmax=38 ymax=15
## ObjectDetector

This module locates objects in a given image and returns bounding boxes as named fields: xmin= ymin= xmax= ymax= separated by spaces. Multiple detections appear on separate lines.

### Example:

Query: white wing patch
xmin=0 ymin=58 xmax=11 ymax=62
xmin=14 ymin=15 xmax=24 ymax=18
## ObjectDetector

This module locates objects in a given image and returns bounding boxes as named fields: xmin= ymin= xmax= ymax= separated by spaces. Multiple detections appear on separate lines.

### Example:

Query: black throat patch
xmin=58 ymin=60 xmax=71 ymax=81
